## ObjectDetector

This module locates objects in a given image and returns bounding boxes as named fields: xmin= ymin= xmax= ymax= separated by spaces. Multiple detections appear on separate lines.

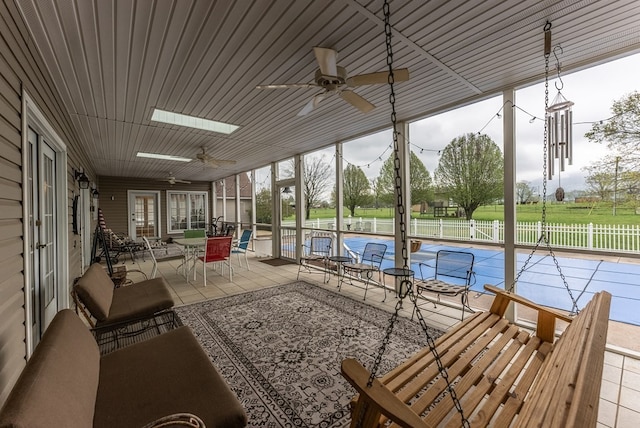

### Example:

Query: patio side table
xmin=329 ymin=255 xmax=352 ymax=287
xmin=383 ymin=267 xmax=415 ymax=307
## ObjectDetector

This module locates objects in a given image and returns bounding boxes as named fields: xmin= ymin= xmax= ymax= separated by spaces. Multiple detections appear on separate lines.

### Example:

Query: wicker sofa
xmin=0 ymin=309 xmax=247 ymax=428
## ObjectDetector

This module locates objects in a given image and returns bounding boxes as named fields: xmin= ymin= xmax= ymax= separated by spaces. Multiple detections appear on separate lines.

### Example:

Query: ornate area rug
xmin=174 ymin=281 xmax=444 ymax=427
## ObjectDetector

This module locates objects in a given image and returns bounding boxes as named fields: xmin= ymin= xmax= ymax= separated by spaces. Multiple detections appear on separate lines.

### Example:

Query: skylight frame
xmin=151 ymin=108 xmax=239 ymax=134
xmin=136 ymin=152 xmax=192 ymax=162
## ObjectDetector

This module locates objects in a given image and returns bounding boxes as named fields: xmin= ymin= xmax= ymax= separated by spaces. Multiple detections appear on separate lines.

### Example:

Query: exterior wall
xmin=97 ymin=176 xmax=211 ymax=240
xmin=215 ymin=198 xmax=252 ymax=226
xmin=0 ymin=1 xmax=91 ymax=404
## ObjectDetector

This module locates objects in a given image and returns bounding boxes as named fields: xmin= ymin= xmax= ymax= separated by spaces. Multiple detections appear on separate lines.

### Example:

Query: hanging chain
xmin=509 ymin=23 xmax=579 ymax=315
xmin=359 ymin=2 xmax=469 ymax=427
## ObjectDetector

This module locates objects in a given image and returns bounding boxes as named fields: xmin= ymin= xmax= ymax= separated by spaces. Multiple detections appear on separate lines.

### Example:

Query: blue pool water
xmin=340 ymin=236 xmax=640 ymax=326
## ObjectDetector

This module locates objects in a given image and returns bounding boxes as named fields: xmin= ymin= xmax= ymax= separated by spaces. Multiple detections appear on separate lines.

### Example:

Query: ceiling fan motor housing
xmin=315 ymin=66 xmax=347 ymax=89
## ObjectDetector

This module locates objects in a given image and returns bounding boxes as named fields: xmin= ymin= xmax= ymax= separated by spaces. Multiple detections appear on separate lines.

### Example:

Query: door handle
xmin=36 ymin=243 xmax=46 ymax=249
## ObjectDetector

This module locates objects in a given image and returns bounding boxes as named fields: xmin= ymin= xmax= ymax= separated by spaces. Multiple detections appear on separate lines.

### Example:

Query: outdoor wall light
xmin=91 ymin=188 xmax=100 ymax=199
xmin=74 ymin=170 xmax=90 ymax=189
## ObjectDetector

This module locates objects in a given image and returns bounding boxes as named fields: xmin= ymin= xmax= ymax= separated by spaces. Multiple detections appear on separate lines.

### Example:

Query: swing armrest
xmin=341 ymin=359 xmax=430 ymax=428
xmin=485 ymin=284 xmax=574 ymax=322
xmin=485 ymin=284 xmax=574 ymax=342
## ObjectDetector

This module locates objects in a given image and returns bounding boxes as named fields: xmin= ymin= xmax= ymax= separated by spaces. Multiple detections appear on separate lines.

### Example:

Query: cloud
xmin=341 ymin=52 xmax=639 ymax=193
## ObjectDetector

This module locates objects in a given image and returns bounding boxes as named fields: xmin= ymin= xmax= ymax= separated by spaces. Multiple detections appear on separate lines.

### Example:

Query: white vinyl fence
xmin=300 ymin=217 xmax=640 ymax=253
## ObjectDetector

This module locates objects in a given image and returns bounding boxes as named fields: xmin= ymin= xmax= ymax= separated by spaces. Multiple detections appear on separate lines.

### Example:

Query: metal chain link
xmin=360 ymin=2 xmax=469 ymax=427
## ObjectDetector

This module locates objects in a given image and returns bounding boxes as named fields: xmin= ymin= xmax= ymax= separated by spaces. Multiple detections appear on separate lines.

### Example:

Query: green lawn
xmin=303 ymin=203 xmax=640 ymax=225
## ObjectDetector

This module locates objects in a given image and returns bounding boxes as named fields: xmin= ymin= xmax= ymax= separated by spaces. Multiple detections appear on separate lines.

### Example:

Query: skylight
xmin=151 ymin=108 xmax=239 ymax=134
xmin=136 ymin=152 xmax=192 ymax=162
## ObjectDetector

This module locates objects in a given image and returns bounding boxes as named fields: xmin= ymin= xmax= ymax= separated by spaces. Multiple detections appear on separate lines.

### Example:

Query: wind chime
xmin=544 ymin=23 xmax=574 ymax=184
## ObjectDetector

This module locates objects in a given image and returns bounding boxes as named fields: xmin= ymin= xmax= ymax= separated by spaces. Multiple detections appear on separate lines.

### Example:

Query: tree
xmin=377 ymin=151 xmax=433 ymax=206
xmin=585 ymin=91 xmax=640 ymax=171
xmin=583 ymin=162 xmax=615 ymax=200
xmin=286 ymin=155 xmax=332 ymax=220
xmin=370 ymin=178 xmax=383 ymax=209
xmin=516 ymin=181 xmax=535 ymax=204
xmin=255 ymin=188 xmax=272 ymax=224
xmin=434 ymin=133 xmax=504 ymax=219
xmin=343 ymin=164 xmax=371 ymax=216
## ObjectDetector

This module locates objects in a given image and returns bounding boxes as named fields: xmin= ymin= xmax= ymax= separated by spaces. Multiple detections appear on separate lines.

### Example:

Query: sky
xmin=344 ymin=52 xmax=640 ymax=193
xmin=257 ymin=52 xmax=640 ymax=197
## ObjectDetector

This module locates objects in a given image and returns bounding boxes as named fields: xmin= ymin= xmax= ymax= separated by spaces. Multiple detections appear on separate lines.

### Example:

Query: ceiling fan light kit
xmin=257 ymin=46 xmax=409 ymax=116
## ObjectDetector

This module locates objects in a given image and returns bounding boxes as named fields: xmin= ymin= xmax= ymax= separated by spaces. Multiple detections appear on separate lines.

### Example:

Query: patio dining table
xmin=173 ymin=237 xmax=207 ymax=281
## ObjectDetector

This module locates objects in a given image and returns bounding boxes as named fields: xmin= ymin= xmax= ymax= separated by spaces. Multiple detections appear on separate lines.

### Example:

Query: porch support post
xmin=394 ymin=121 xmax=411 ymax=268
xmin=295 ymin=154 xmax=305 ymax=261
xmin=235 ymin=174 xmax=241 ymax=232
xmin=211 ymin=181 xmax=217 ymax=222
xmin=503 ymin=88 xmax=517 ymax=322
xmin=271 ymin=162 xmax=279 ymax=257
xmin=251 ymin=170 xmax=257 ymax=250
xmin=221 ymin=178 xmax=227 ymax=222
xmin=335 ymin=142 xmax=344 ymax=255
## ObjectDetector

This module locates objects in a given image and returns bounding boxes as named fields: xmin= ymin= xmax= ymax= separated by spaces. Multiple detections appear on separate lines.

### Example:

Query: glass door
xmin=278 ymin=184 xmax=296 ymax=259
xmin=27 ymin=127 xmax=59 ymax=344
xmin=128 ymin=191 xmax=161 ymax=239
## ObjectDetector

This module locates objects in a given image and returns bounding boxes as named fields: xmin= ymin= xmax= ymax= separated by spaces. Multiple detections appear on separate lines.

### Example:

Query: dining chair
xmin=184 ymin=229 xmax=206 ymax=238
xmin=232 ymin=229 xmax=252 ymax=270
xmin=197 ymin=236 xmax=233 ymax=285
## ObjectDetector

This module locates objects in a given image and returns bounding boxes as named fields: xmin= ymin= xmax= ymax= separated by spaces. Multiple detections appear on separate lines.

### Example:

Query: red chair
xmin=197 ymin=236 xmax=233 ymax=285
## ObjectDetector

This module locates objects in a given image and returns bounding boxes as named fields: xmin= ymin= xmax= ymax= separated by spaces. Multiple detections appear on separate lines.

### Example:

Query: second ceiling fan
xmin=256 ymin=47 xmax=409 ymax=116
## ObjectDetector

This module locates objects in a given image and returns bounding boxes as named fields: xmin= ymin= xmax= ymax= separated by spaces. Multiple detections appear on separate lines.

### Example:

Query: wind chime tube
xmin=547 ymin=116 xmax=554 ymax=180
xmin=560 ymin=114 xmax=566 ymax=171
xmin=551 ymin=112 xmax=562 ymax=159
xmin=567 ymin=109 xmax=573 ymax=165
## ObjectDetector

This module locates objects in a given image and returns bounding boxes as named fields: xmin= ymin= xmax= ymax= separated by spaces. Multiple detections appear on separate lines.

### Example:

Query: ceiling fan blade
xmin=174 ymin=179 xmax=192 ymax=184
xmin=339 ymin=90 xmax=375 ymax=113
xmin=256 ymin=83 xmax=316 ymax=90
xmin=297 ymin=93 xmax=326 ymax=116
xmin=313 ymin=47 xmax=338 ymax=77
xmin=346 ymin=68 xmax=410 ymax=86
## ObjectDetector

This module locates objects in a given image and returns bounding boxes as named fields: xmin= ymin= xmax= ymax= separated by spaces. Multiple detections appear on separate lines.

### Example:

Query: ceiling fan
xmin=256 ymin=46 xmax=409 ymax=116
xmin=196 ymin=146 xmax=237 ymax=167
xmin=159 ymin=172 xmax=191 ymax=185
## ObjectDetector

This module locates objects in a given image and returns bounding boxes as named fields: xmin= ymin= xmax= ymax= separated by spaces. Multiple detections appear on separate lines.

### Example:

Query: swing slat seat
xmin=342 ymin=284 xmax=611 ymax=428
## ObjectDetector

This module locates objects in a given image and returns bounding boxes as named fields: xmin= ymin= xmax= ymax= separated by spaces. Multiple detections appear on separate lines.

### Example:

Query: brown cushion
xmin=95 ymin=326 xmax=247 ymax=428
xmin=99 ymin=277 xmax=174 ymax=326
xmin=0 ymin=309 xmax=100 ymax=428
xmin=75 ymin=263 xmax=115 ymax=321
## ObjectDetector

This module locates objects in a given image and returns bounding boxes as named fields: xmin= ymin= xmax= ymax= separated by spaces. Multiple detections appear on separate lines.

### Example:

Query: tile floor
xmin=120 ymin=249 xmax=640 ymax=428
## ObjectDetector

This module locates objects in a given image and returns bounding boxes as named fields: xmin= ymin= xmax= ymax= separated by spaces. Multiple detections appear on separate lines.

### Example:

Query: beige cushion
xmin=100 ymin=277 xmax=174 ymax=326
xmin=95 ymin=326 xmax=247 ymax=428
xmin=75 ymin=263 xmax=115 ymax=321
xmin=0 ymin=309 xmax=100 ymax=428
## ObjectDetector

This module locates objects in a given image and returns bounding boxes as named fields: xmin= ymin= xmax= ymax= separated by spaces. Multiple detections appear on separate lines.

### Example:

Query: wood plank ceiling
xmin=16 ymin=0 xmax=640 ymax=183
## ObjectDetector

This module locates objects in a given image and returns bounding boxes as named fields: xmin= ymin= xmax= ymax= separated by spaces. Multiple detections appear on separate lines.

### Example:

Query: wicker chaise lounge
xmin=73 ymin=263 xmax=174 ymax=329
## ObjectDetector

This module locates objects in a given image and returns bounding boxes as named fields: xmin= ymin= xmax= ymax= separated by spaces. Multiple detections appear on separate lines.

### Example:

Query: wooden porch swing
xmin=340 ymin=7 xmax=611 ymax=428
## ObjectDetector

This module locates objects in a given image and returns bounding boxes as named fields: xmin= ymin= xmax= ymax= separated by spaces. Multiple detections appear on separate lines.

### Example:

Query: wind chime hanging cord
xmin=508 ymin=21 xmax=579 ymax=315
xmin=359 ymin=1 xmax=470 ymax=427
